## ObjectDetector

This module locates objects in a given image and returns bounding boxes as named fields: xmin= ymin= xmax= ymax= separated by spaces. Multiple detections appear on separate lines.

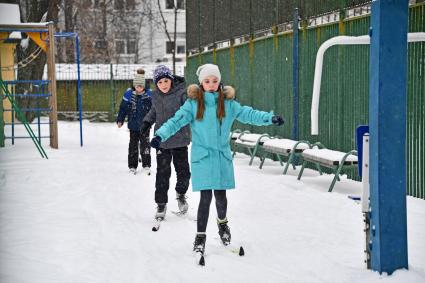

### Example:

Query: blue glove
xmin=272 ymin=115 xmax=284 ymax=126
xmin=150 ymin=136 xmax=162 ymax=149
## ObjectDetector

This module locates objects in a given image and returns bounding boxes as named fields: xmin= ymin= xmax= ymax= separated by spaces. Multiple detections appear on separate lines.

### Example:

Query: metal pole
xmin=11 ymin=87 xmax=14 ymax=145
xmin=109 ymin=63 xmax=115 ymax=122
xmin=0 ymin=70 xmax=4 ymax=147
xmin=75 ymin=35 xmax=83 ymax=147
xmin=369 ymin=0 xmax=408 ymax=274
xmin=361 ymin=133 xmax=370 ymax=269
xmin=37 ymin=83 xmax=42 ymax=143
xmin=292 ymin=8 xmax=299 ymax=141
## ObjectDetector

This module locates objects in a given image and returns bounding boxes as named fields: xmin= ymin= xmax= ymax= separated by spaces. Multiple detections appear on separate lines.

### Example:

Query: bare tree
xmin=61 ymin=0 xmax=153 ymax=64
xmin=156 ymin=0 xmax=182 ymax=74
xmin=15 ymin=0 xmax=59 ymax=122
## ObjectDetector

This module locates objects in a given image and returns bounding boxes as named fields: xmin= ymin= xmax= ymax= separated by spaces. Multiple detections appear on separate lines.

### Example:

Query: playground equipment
xmin=0 ymin=21 xmax=59 ymax=151
xmin=0 ymin=77 xmax=48 ymax=158
xmin=54 ymin=32 xmax=83 ymax=146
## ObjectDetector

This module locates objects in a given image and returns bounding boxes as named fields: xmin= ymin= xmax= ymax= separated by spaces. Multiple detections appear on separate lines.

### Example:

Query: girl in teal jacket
xmin=150 ymin=64 xmax=284 ymax=257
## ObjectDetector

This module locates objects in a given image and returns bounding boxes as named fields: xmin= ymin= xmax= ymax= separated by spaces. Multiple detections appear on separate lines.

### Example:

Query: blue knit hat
xmin=153 ymin=65 xmax=174 ymax=85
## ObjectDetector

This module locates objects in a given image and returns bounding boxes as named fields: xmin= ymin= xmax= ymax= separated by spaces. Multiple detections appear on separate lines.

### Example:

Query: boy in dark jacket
xmin=117 ymin=69 xmax=152 ymax=175
xmin=141 ymin=65 xmax=191 ymax=219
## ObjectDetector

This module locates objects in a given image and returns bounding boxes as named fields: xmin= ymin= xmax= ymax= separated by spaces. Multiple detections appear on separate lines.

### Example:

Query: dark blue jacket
xmin=116 ymin=88 xmax=152 ymax=131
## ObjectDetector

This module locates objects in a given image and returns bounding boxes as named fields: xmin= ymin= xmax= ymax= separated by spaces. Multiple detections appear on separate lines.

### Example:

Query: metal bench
xmin=297 ymin=143 xmax=358 ymax=192
xmin=232 ymin=132 xmax=271 ymax=166
xmin=259 ymin=138 xmax=311 ymax=174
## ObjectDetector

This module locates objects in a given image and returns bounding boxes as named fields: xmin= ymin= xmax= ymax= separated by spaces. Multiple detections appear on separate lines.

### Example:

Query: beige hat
xmin=133 ymin=68 xmax=145 ymax=87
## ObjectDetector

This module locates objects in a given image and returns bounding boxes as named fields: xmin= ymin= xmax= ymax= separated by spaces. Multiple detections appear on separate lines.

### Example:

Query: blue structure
xmin=3 ymin=79 xmax=51 ymax=144
xmin=369 ymin=0 xmax=408 ymax=274
xmin=54 ymin=32 xmax=83 ymax=147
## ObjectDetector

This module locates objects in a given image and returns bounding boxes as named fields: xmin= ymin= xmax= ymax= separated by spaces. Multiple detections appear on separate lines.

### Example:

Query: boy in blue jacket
xmin=117 ymin=69 xmax=152 ymax=175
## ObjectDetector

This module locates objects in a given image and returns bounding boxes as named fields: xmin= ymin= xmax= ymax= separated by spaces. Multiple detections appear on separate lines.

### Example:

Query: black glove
xmin=140 ymin=121 xmax=151 ymax=134
xmin=272 ymin=115 xmax=284 ymax=126
xmin=150 ymin=136 xmax=162 ymax=149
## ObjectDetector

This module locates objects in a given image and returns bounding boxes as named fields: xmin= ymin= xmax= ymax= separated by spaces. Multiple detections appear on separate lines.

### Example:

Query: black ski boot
xmin=193 ymin=234 xmax=206 ymax=254
xmin=155 ymin=203 xmax=167 ymax=219
xmin=193 ymin=234 xmax=206 ymax=265
xmin=176 ymin=193 xmax=188 ymax=214
xmin=217 ymin=218 xmax=231 ymax=245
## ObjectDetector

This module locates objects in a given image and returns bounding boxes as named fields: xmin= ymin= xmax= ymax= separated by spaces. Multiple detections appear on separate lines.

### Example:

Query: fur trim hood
xmin=187 ymin=84 xmax=235 ymax=100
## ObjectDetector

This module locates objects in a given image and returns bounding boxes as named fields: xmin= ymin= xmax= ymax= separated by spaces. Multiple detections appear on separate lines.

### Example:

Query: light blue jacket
xmin=155 ymin=91 xmax=274 ymax=191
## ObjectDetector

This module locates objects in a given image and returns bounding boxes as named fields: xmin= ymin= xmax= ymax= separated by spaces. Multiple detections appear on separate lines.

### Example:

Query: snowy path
xmin=0 ymin=121 xmax=424 ymax=283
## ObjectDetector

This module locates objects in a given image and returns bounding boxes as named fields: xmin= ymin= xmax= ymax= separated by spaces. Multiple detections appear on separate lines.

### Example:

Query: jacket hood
xmin=187 ymin=84 xmax=235 ymax=100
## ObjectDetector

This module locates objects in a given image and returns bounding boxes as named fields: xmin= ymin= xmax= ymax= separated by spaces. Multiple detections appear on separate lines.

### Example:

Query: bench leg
xmin=259 ymin=152 xmax=268 ymax=169
xmin=232 ymin=145 xmax=237 ymax=158
xmin=247 ymin=148 xmax=255 ymax=165
xmin=276 ymin=154 xmax=283 ymax=166
xmin=329 ymin=166 xmax=343 ymax=192
xmin=316 ymin=163 xmax=323 ymax=175
xmin=297 ymin=161 xmax=307 ymax=180
xmin=283 ymin=152 xmax=294 ymax=175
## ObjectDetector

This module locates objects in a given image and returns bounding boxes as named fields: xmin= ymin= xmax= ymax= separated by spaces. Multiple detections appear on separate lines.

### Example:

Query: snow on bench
xmin=260 ymin=138 xmax=311 ymax=174
xmin=263 ymin=138 xmax=310 ymax=154
xmin=302 ymin=148 xmax=358 ymax=166
xmin=298 ymin=146 xmax=358 ymax=192
xmin=232 ymin=132 xmax=271 ymax=166
xmin=234 ymin=133 xmax=270 ymax=148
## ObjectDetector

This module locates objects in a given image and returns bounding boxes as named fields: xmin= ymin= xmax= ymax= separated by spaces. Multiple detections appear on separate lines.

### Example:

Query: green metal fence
xmin=186 ymin=3 xmax=425 ymax=199
xmin=55 ymin=64 xmax=156 ymax=122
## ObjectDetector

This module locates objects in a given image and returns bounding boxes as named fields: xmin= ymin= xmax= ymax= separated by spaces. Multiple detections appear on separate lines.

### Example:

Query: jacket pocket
xmin=191 ymin=147 xmax=212 ymax=188
xmin=191 ymin=146 xmax=209 ymax=163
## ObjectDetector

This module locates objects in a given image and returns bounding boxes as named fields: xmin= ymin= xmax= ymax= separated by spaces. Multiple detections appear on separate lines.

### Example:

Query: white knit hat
xmin=196 ymin=64 xmax=221 ymax=84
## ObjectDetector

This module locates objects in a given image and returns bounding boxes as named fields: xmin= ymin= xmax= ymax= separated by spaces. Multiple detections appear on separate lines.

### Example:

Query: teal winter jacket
xmin=155 ymin=90 xmax=274 ymax=191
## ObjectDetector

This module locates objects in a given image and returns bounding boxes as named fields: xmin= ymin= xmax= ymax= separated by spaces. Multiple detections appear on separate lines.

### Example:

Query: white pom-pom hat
xmin=196 ymin=64 xmax=221 ymax=84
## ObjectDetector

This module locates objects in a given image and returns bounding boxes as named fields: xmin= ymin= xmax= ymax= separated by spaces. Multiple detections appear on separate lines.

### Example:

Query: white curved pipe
xmin=310 ymin=32 xmax=425 ymax=135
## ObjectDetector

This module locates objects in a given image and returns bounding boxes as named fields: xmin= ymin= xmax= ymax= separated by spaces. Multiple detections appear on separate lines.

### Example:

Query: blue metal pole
xmin=76 ymin=35 xmax=83 ymax=147
xmin=37 ymin=84 xmax=42 ymax=143
xmin=369 ymin=0 xmax=408 ymax=274
xmin=11 ymin=91 xmax=14 ymax=145
xmin=292 ymin=8 xmax=299 ymax=141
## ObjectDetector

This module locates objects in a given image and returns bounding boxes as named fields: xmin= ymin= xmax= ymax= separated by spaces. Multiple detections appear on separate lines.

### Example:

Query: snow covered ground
xmin=0 ymin=120 xmax=424 ymax=283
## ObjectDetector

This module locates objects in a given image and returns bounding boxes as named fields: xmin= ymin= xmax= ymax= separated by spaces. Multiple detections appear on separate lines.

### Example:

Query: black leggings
xmin=197 ymin=190 xmax=227 ymax=233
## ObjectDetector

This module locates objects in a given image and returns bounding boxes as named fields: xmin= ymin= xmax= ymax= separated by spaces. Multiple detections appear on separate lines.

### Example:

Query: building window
xmin=165 ymin=0 xmax=185 ymax=10
xmin=115 ymin=40 xmax=125 ymax=54
xmin=177 ymin=45 xmax=185 ymax=54
xmin=166 ymin=41 xmax=174 ymax=54
xmin=166 ymin=41 xmax=185 ymax=54
xmin=127 ymin=40 xmax=136 ymax=54
xmin=95 ymin=39 xmax=107 ymax=49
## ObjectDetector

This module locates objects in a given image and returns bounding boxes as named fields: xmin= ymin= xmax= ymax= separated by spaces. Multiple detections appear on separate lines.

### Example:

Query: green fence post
xmin=292 ymin=7 xmax=299 ymax=141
